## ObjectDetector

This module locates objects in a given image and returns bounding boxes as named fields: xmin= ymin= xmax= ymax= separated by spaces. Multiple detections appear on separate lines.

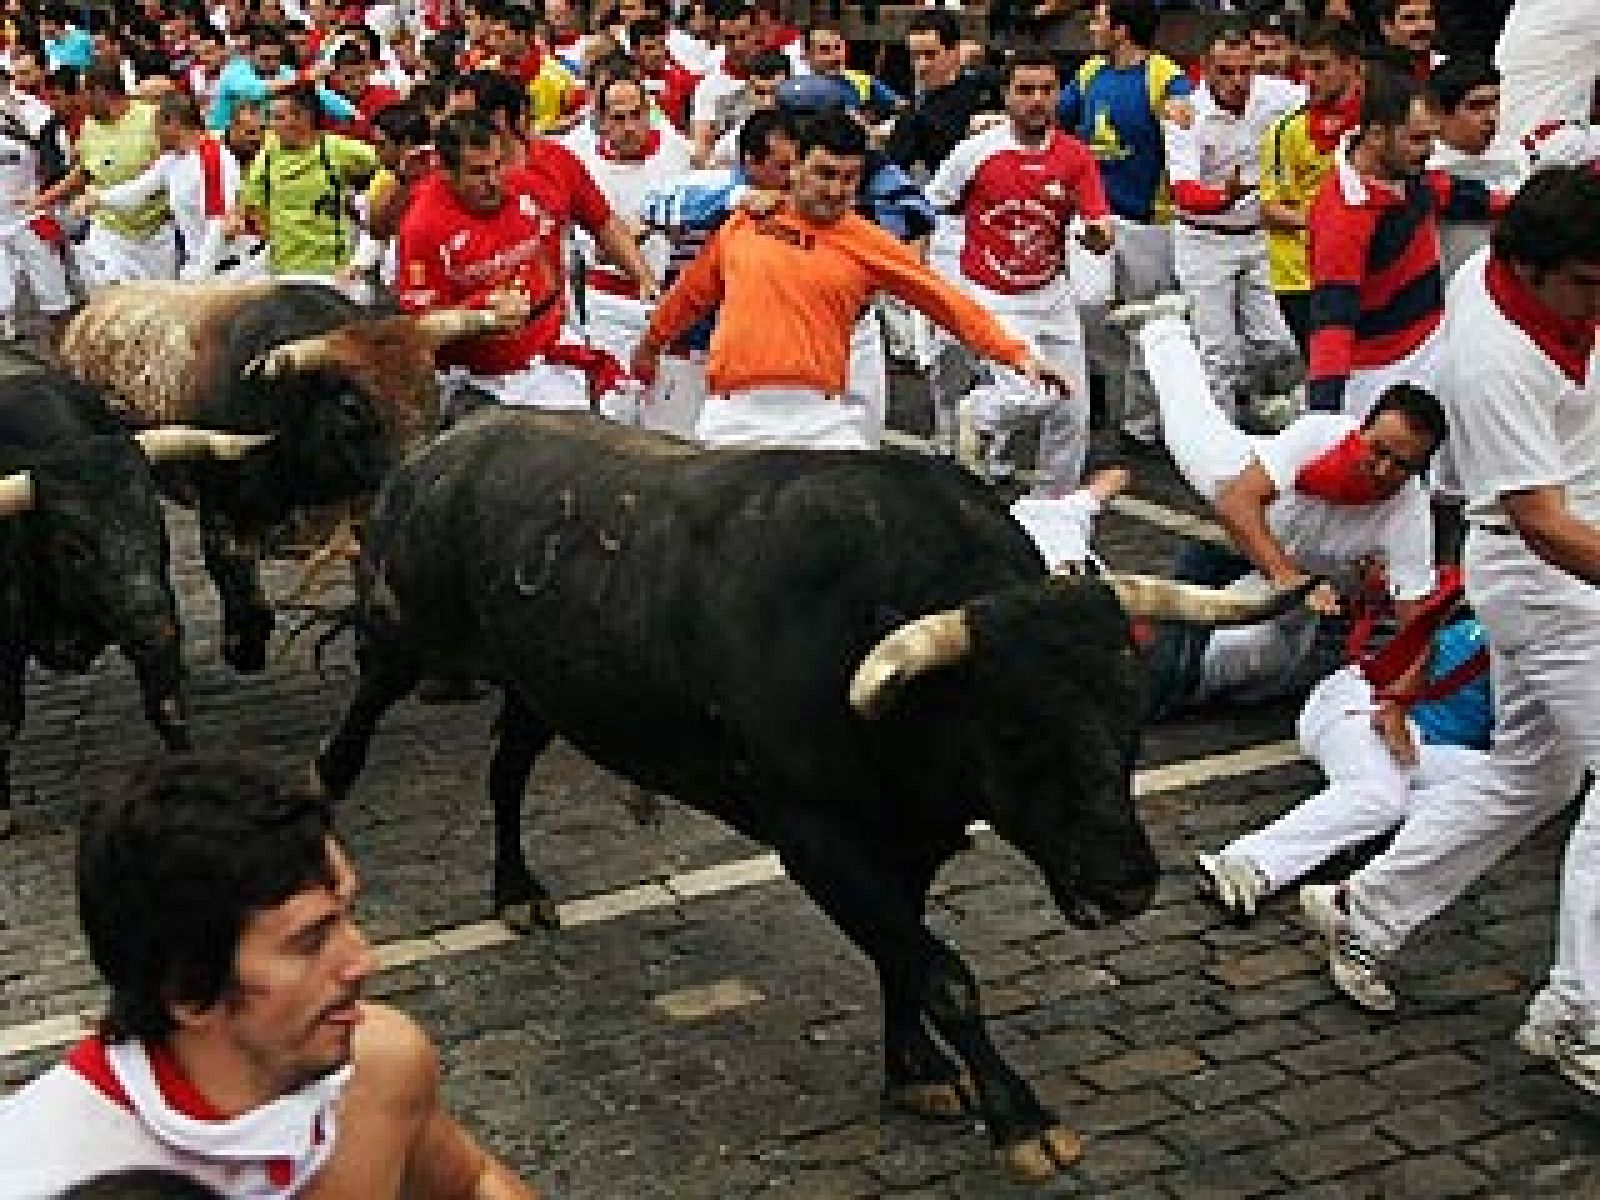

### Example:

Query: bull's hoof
xmin=885 ymin=1072 xmax=976 ymax=1120
xmin=995 ymin=1125 xmax=1084 ymax=1183
xmin=497 ymin=894 xmax=561 ymax=933
xmin=0 ymin=809 xmax=15 ymax=840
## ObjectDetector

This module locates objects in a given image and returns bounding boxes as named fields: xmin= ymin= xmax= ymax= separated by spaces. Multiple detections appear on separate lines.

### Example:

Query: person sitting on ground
xmin=1197 ymin=579 xmax=1491 ymax=919
xmin=0 ymin=755 xmax=541 ymax=1199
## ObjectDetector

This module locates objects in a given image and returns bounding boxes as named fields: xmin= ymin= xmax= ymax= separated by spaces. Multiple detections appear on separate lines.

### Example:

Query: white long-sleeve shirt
xmin=95 ymin=136 xmax=255 ymax=277
xmin=1165 ymin=76 xmax=1305 ymax=231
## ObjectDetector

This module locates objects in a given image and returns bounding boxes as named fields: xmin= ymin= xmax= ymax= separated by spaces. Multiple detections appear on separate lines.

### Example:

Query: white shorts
xmin=0 ymin=224 xmax=70 ymax=315
xmin=696 ymin=386 xmax=875 ymax=451
xmin=640 ymin=354 xmax=707 ymax=439
xmin=445 ymin=361 xmax=591 ymax=412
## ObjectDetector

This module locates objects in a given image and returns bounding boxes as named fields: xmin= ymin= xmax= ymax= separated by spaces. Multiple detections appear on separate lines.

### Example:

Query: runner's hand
xmin=631 ymin=340 xmax=662 ymax=386
xmin=486 ymin=288 xmax=532 ymax=327
xmin=1373 ymin=702 xmax=1419 ymax=767
xmin=738 ymin=188 xmax=784 ymax=218
xmin=1020 ymin=353 xmax=1072 ymax=396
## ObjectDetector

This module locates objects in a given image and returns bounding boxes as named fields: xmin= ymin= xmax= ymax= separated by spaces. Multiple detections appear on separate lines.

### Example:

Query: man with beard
xmin=1306 ymin=66 xmax=1502 ymax=418
xmin=397 ymin=112 xmax=656 ymax=412
xmin=926 ymin=49 xmax=1113 ymax=488
xmin=1376 ymin=0 xmax=1439 ymax=80
xmin=0 ymin=756 xmax=541 ymax=1198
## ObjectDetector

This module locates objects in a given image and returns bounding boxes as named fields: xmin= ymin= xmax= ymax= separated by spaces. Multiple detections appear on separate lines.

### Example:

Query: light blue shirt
xmin=44 ymin=28 xmax=94 ymax=71
xmin=207 ymin=58 xmax=358 ymax=133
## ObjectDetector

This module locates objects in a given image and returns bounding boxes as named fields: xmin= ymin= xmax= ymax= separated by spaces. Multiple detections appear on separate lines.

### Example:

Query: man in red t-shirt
xmin=924 ymin=50 xmax=1114 ymax=488
xmin=396 ymin=112 xmax=658 ymax=412
xmin=631 ymin=15 xmax=699 ymax=131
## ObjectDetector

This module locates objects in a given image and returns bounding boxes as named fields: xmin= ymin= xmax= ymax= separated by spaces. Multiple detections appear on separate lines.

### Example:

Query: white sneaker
xmin=1105 ymin=292 xmax=1192 ymax=333
xmin=1196 ymin=852 xmax=1269 ymax=920
xmin=1515 ymin=1021 xmax=1600 ymax=1097
xmin=1300 ymin=884 xmax=1397 ymax=1012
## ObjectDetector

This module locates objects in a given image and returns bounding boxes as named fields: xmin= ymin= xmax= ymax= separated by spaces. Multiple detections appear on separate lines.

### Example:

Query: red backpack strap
xmin=1358 ymin=566 xmax=1469 ymax=692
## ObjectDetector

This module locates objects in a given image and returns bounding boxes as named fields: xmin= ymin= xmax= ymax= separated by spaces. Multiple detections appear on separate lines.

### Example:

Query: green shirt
xmin=240 ymin=132 xmax=379 ymax=275
xmin=76 ymin=102 xmax=168 ymax=240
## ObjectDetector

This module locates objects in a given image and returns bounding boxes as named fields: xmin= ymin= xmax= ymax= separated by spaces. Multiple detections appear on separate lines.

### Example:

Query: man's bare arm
xmin=1213 ymin=460 xmax=1340 ymax=615
xmin=1503 ymin=485 xmax=1600 ymax=585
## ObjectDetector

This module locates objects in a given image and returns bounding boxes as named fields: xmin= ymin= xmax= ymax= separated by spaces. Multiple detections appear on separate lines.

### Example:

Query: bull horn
xmin=416 ymin=308 xmax=511 ymax=345
xmin=1100 ymin=572 xmax=1318 ymax=625
xmin=849 ymin=610 xmax=971 ymax=718
xmin=136 ymin=427 xmax=276 ymax=464
xmin=0 ymin=471 xmax=34 ymax=518
xmin=246 ymin=334 xmax=342 ymax=378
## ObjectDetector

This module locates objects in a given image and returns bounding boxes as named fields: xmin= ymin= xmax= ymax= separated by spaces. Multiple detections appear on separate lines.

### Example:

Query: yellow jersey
xmin=1259 ymin=107 xmax=1335 ymax=295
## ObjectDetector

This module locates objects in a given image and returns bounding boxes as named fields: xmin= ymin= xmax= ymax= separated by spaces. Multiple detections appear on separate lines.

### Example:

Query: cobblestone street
xmin=1 ymin=411 xmax=1597 ymax=1198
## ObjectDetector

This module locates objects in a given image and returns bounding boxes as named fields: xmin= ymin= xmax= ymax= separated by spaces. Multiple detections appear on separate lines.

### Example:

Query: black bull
xmin=0 ymin=348 xmax=268 ymax=826
xmin=316 ymin=410 xmax=1306 ymax=1181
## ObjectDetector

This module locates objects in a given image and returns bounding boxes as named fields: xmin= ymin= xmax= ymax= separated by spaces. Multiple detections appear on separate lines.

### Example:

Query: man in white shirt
xmin=0 ymin=755 xmax=542 ymax=1198
xmin=74 ymin=90 xmax=261 ymax=281
xmin=1426 ymin=57 xmax=1525 ymax=281
xmin=1299 ymin=169 xmax=1600 ymax=1099
xmin=0 ymin=70 xmax=70 ymax=339
xmin=689 ymin=0 xmax=762 ymax=167
xmin=574 ymin=75 xmax=691 ymax=399
xmin=1164 ymin=25 xmax=1304 ymax=425
xmin=1494 ymin=0 xmax=1599 ymax=143
xmin=1115 ymin=295 xmax=1440 ymax=720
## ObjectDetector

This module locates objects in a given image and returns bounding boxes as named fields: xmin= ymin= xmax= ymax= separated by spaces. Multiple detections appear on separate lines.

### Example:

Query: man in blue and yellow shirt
xmin=1058 ymin=0 xmax=1191 ymax=448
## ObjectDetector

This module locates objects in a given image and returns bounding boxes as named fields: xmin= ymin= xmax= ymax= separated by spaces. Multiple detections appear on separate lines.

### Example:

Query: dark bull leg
xmin=488 ymin=692 xmax=557 ymax=933
xmin=315 ymin=646 xmax=419 ymax=803
xmin=0 ymin=653 xmax=23 ymax=837
xmin=776 ymin=819 xmax=1081 ymax=1183
xmin=199 ymin=508 xmax=274 ymax=674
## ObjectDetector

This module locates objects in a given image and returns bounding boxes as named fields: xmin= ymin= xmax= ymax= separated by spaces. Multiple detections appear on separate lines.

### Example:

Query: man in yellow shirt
xmin=231 ymin=84 xmax=379 ymax=280
xmin=35 ymin=64 xmax=174 ymax=286
xmin=1259 ymin=19 xmax=1363 ymax=352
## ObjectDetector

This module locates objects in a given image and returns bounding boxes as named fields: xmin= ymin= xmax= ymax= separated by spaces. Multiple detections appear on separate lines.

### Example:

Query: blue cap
xmin=775 ymin=75 xmax=859 ymax=116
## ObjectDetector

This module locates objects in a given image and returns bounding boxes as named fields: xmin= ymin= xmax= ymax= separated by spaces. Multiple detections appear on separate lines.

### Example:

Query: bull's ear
xmin=0 ymin=471 xmax=34 ymax=518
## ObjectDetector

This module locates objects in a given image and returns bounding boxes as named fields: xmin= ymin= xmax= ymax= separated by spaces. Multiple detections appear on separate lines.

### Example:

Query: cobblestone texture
xmin=0 ymin=408 xmax=1597 ymax=1197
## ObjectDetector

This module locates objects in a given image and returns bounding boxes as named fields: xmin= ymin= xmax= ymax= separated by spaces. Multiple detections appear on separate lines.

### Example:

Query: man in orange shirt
xmin=634 ymin=112 xmax=1070 ymax=450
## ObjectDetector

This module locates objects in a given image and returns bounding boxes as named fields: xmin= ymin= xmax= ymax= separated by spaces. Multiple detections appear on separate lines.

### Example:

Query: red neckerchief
xmin=1350 ymin=565 xmax=1490 ymax=704
xmin=1294 ymin=430 xmax=1384 ymax=506
xmin=597 ymin=128 xmax=661 ymax=162
xmin=66 ymin=1036 xmax=318 ymax=1189
xmin=1306 ymin=88 xmax=1360 ymax=154
xmin=1485 ymin=252 xmax=1595 ymax=386
xmin=197 ymin=136 xmax=227 ymax=217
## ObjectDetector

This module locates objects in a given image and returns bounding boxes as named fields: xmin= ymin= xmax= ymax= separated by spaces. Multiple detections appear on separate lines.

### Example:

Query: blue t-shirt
xmin=1411 ymin=619 xmax=1493 ymax=750
xmin=1059 ymin=58 xmax=1190 ymax=223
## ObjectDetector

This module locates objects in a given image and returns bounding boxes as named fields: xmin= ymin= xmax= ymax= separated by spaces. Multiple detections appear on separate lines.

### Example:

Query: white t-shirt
xmin=576 ymin=130 xmax=694 ymax=282
xmin=1255 ymin=412 xmax=1436 ymax=600
xmin=1442 ymin=247 xmax=1600 ymax=529
xmin=0 ymin=92 xmax=52 ymax=229
xmin=1165 ymin=75 xmax=1305 ymax=230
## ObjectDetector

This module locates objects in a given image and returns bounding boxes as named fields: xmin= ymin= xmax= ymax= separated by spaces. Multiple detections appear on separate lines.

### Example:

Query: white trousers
xmin=1347 ymin=529 xmax=1600 ymax=1033
xmin=1495 ymin=0 xmax=1600 ymax=141
xmin=0 ymin=225 xmax=70 ymax=316
xmin=1091 ymin=216 xmax=1176 ymax=442
xmin=1338 ymin=330 xmax=1442 ymax=424
xmin=1137 ymin=315 xmax=1255 ymax=502
xmin=1173 ymin=226 xmax=1300 ymax=417
xmin=582 ymin=288 xmax=651 ymax=378
xmin=847 ymin=307 xmax=889 ymax=448
xmin=956 ymin=281 xmax=1090 ymax=489
xmin=76 ymin=222 xmax=177 ymax=289
xmin=640 ymin=354 xmax=707 ymax=439
xmin=696 ymin=386 xmax=876 ymax=450
xmin=1225 ymin=666 xmax=1485 ymax=891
